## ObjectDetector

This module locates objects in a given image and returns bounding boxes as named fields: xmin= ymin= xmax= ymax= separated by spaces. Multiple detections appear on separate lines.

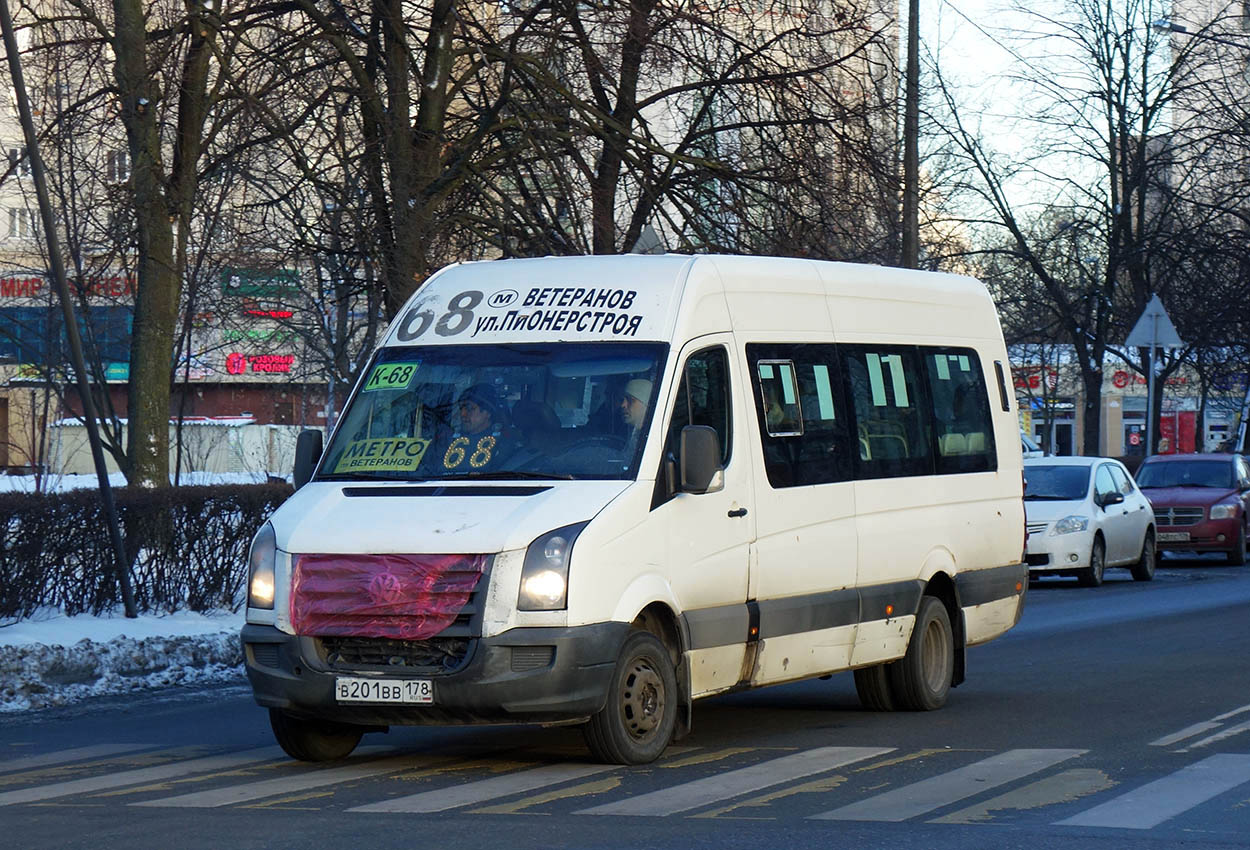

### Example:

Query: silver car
xmin=1024 ymin=456 xmax=1156 ymax=586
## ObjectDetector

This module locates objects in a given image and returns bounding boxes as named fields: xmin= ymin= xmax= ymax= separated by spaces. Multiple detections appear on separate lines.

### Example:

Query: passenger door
xmin=1109 ymin=463 xmax=1150 ymax=561
xmin=744 ymin=343 xmax=860 ymax=685
xmin=1095 ymin=463 xmax=1133 ymax=564
xmin=653 ymin=338 xmax=755 ymax=698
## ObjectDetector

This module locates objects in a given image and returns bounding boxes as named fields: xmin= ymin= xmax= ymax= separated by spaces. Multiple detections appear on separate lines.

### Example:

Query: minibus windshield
xmin=318 ymin=342 xmax=668 ymax=482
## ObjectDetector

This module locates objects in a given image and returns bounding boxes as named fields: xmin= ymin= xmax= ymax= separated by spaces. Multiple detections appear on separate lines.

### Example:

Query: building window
xmin=7 ymin=146 xmax=30 ymax=177
xmin=106 ymin=149 xmax=130 ymax=183
xmin=7 ymin=208 xmax=32 ymax=239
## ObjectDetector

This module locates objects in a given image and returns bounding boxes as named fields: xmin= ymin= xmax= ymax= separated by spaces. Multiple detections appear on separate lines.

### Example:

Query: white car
xmin=1024 ymin=456 xmax=1156 ymax=586
xmin=1021 ymin=433 xmax=1044 ymax=458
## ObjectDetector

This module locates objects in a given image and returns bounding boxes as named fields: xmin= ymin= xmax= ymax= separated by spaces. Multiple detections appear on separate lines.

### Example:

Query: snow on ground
xmin=0 ymin=610 xmax=245 ymax=713
xmin=0 ymin=470 xmax=280 ymax=493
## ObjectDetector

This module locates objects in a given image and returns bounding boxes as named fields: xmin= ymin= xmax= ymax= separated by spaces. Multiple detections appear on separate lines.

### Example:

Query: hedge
xmin=0 ymin=483 xmax=292 ymax=621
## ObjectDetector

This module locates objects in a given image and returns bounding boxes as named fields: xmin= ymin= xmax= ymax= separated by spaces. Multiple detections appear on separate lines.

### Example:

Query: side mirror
xmin=1101 ymin=491 xmax=1124 ymax=509
xmin=679 ymin=425 xmax=724 ymax=494
xmin=293 ymin=429 xmax=324 ymax=489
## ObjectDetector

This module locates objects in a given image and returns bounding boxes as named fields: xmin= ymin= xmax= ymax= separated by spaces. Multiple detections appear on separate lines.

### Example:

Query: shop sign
xmin=0 ymin=276 xmax=44 ymax=298
xmin=1110 ymin=369 xmax=1189 ymax=390
xmin=14 ymin=361 xmax=128 ymax=380
xmin=1013 ymin=366 xmax=1058 ymax=391
xmin=221 ymin=267 xmax=300 ymax=297
xmin=226 ymin=352 xmax=295 ymax=375
xmin=223 ymin=328 xmax=296 ymax=343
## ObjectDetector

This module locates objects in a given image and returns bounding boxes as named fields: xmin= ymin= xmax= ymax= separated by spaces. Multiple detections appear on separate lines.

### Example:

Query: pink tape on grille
xmin=290 ymin=553 xmax=486 ymax=640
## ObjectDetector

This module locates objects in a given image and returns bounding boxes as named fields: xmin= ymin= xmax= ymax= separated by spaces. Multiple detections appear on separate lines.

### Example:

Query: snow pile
xmin=0 ymin=611 xmax=247 ymax=712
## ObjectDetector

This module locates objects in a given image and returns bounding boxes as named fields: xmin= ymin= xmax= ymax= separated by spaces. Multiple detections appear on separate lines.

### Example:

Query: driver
xmin=438 ymin=383 xmax=514 ymax=472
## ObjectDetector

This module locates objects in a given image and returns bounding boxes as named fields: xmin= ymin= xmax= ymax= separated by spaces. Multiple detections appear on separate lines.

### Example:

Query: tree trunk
xmin=1081 ymin=367 xmax=1102 ymax=456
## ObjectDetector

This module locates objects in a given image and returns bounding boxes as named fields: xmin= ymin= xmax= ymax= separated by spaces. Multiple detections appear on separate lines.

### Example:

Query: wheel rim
xmin=920 ymin=617 xmax=951 ymax=692
xmin=1093 ymin=543 xmax=1105 ymax=580
xmin=621 ymin=657 xmax=665 ymax=740
xmin=1143 ymin=537 xmax=1155 ymax=576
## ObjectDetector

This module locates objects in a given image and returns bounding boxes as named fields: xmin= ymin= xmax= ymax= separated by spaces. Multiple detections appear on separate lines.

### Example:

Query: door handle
xmin=728 ymin=507 xmax=748 ymax=518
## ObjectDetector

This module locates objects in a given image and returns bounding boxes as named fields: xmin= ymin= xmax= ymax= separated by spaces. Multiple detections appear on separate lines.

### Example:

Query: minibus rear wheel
xmin=888 ymin=596 xmax=953 ymax=711
xmin=853 ymin=664 xmax=897 ymax=711
xmin=269 ymin=709 xmax=363 ymax=762
xmin=584 ymin=630 xmax=677 ymax=765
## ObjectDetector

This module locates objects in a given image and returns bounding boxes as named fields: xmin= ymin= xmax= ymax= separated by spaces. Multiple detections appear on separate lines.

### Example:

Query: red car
xmin=1134 ymin=453 xmax=1250 ymax=564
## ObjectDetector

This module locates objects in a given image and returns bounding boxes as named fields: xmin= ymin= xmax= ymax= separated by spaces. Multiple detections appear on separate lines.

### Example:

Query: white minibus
xmin=242 ymin=254 xmax=1027 ymax=765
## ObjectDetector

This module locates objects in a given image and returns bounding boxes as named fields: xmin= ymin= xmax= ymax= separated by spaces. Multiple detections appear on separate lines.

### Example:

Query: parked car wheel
xmin=1130 ymin=530 xmax=1156 ymax=582
xmin=584 ymin=630 xmax=677 ymax=765
xmin=888 ymin=596 xmax=953 ymax=711
xmin=854 ymin=663 xmax=897 ymax=711
xmin=269 ymin=709 xmax=363 ymax=762
xmin=1230 ymin=524 xmax=1247 ymax=566
xmin=1079 ymin=537 xmax=1106 ymax=587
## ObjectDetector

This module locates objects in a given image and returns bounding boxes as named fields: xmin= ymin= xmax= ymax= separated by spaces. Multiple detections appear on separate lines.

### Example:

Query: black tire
xmin=269 ymin=709 xmax=363 ymax=762
xmin=583 ymin=630 xmax=677 ymax=765
xmin=1131 ymin=530 xmax=1156 ymax=581
xmin=1078 ymin=537 xmax=1106 ymax=587
xmin=888 ymin=596 xmax=953 ymax=711
xmin=1229 ymin=524 xmax=1247 ymax=566
xmin=854 ymin=663 xmax=897 ymax=711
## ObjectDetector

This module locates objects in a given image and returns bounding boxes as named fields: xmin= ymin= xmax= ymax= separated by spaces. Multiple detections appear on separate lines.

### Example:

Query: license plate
xmin=335 ymin=677 xmax=433 ymax=704
xmin=1157 ymin=531 xmax=1190 ymax=542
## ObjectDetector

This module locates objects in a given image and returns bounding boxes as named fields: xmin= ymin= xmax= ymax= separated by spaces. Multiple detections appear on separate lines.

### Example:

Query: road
xmin=2 ymin=555 xmax=1249 ymax=850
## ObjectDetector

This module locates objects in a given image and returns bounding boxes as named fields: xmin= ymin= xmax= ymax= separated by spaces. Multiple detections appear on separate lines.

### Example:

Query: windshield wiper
xmin=435 ymin=471 xmax=577 ymax=481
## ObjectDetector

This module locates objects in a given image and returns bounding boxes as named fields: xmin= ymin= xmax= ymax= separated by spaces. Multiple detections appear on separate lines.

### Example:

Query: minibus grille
xmin=319 ymin=635 xmax=474 ymax=674
xmin=291 ymin=553 xmax=491 ymax=642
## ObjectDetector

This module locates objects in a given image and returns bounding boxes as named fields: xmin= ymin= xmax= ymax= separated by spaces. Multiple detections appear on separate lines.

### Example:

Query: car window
xmin=1094 ymin=465 xmax=1118 ymax=501
xmin=1108 ymin=465 xmax=1134 ymax=496
xmin=1136 ymin=460 xmax=1234 ymax=489
xmin=1023 ymin=465 xmax=1091 ymax=500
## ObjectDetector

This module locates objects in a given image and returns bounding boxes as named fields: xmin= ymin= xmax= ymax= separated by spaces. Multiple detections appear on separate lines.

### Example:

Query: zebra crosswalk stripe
xmin=132 ymin=753 xmax=428 ymax=808
xmin=349 ymin=763 xmax=620 ymax=813
xmin=0 ymin=747 xmax=283 ymax=807
xmin=1057 ymin=753 xmax=1250 ymax=829
xmin=0 ymin=744 xmax=151 ymax=774
xmin=574 ymin=747 xmax=894 ymax=817
xmin=809 ymin=748 xmax=1086 ymax=822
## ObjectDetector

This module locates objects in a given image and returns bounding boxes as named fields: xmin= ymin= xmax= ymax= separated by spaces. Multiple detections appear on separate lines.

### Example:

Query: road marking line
xmin=1178 ymin=719 xmax=1250 ymax=752
xmin=0 ymin=745 xmax=151 ymax=774
xmin=1057 ymin=753 xmax=1250 ymax=829
xmin=349 ymin=763 xmax=619 ymax=813
xmin=132 ymin=753 xmax=428 ymax=808
xmin=809 ymin=749 xmax=1086 ymax=822
xmin=1152 ymin=703 xmax=1250 ymax=747
xmin=575 ymin=747 xmax=893 ymax=817
xmin=1151 ymin=722 xmax=1222 ymax=748
xmin=0 ymin=748 xmax=283 ymax=807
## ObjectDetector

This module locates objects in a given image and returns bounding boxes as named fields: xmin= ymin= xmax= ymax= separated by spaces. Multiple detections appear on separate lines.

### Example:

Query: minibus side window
xmin=654 ymin=347 xmax=732 ymax=507
xmin=842 ymin=345 xmax=932 ymax=480
xmin=747 ymin=344 xmax=852 ymax=488
xmin=924 ymin=348 xmax=997 ymax=474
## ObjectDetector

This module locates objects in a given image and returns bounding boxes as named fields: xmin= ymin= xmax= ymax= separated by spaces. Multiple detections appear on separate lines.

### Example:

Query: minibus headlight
xmin=247 ymin=522 xmax=277 ymax=609
xmin=1051 ymin=515 xmax=1089 ymax=535
xmin=519 ymin=522 xmax=588 ymax=611
xmin=1210 ymin=502 xmax=1238 ymax=520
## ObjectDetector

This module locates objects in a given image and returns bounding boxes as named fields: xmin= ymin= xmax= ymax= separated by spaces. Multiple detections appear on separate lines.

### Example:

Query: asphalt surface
xmin=2 ymin=553 xmax=1248 ymax=850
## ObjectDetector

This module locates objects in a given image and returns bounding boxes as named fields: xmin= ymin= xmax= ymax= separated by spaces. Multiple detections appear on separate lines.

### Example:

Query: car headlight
xmin=247 ymin=522 xmax=277 ymax=609
xmin=519 ymin=522 xmax=588 ymax=611
xmin=1051 ymin=515 xmax=1090 ymax=535
xmin=1210 ymin=503 xmax=1239 ymax=520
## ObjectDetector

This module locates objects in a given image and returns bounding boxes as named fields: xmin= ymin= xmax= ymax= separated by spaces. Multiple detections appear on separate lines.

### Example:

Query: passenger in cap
xmin=620 ymin=378 xmax=652 ymax=431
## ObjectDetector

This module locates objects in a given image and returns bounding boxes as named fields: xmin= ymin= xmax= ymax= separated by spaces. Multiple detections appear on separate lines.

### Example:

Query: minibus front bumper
xmin=241 ymin=622 xmax=629 ymax=727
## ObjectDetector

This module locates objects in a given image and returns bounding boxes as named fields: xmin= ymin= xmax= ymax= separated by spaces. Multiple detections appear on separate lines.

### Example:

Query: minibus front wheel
xmin=583 ymin=630 xmax=678 ymax=765
xmin=269 ymin=709 xmax=364 ymax=762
